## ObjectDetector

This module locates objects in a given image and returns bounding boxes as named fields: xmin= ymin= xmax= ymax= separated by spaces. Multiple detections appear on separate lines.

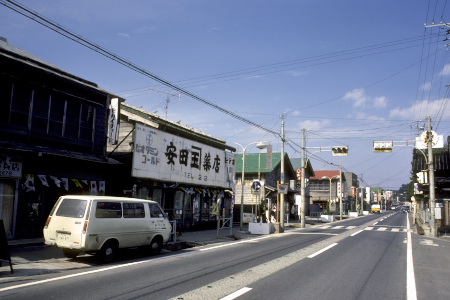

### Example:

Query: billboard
xmin=132 ymin=123 xmax=235 ymax=188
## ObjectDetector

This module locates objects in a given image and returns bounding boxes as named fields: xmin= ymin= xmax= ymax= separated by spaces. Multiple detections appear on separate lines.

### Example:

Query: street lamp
xmin=256 ymin=142 xmax=269 ymax=220
xmin=322 ymin=175 xmax=339 ymax=212
xmin=235 ymin=141 xmax=270 ymax=231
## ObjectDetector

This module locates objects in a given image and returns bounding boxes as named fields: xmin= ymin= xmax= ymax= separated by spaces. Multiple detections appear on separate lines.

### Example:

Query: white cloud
xmin=389 ymin=99 xmax=450 ymax=119
xmin=344 ymin=88 xmax=388 ymax=109
xmin=373 ymin=96 xmax=387 ymax=108
xmin=297 ymin=119 xmax=330 ymax=130
xmin=351 ymin=111 xmax=385 ymax=121
xmin=438 ymin=63 xmax=450 ymax=76
xmin=344 ymin=89 xmax=367 ymax=107
xmin=421 ymin=82 xmax=432 ymax=91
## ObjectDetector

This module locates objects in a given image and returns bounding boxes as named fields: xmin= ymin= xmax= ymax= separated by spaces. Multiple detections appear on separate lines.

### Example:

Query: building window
xmin=10 ymin=81 xmax=32 ymax=128
xmin=310 ymin=181 xmax=330 ymax=191
xmin=31 ymin=89 xmax=51 ymax=134
xmin=0 ymin=75 xmax=96 ymax=144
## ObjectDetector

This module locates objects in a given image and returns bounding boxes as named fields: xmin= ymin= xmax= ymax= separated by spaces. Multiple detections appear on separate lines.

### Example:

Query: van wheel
xmin=98 ymin=241 xmax=118 ymax=263
xmin=149 ymin=237 xmax=162 ymax=255
xmin=63 ymin=249 xmax=80 ymax=259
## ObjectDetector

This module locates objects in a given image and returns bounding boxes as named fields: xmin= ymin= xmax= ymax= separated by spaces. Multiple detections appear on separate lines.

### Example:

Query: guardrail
xmin=217 ymin=216 xmax=233 ymax=238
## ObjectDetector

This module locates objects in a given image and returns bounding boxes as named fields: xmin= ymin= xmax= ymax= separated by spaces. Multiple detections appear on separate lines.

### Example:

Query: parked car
xmin=44 ymin=196 xmax=172 ymax=262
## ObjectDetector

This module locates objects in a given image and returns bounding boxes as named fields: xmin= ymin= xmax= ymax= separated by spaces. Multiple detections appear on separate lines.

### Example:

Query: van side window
xmin=56 ymin=199 xmax=87 ymax=218
xmin=149 ymin=203 xmax=164 ymax=218
xmin=123 ymin=203 xmax=145 ymax=218
xmin=96 ymin=202 xmax=122 ymax=218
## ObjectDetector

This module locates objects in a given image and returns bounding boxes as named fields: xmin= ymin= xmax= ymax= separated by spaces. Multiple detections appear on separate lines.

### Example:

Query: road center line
xmin=307 ymin=243 xmax=338 ymax=258
xmin=220 ymin=287 xmax=252 ymax=300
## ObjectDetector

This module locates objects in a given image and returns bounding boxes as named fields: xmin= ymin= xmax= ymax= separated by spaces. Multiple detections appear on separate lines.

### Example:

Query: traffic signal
xmin=373 ymin=141 xmax=392 ymax=152
xmin=331 ymin=146 xmax=348 ymax=156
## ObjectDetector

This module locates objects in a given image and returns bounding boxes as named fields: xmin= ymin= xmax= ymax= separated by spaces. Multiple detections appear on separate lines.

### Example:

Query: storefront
xmin=0 ymin=151 xmax=113 ymax=239
xmin=127 ymin=123 xmax=236 ymax=231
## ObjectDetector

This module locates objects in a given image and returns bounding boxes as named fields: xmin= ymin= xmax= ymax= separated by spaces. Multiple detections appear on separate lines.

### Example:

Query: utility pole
xmin=279 ymin=118 xmax=285 ymax=232
xmin=360 ymin=186 xmax=364 ymax=215
xmin=339 ymin=161 xmax=343 ymax=220
xmin=300 ymin=128 xmax=306 ymax=228
xmin=427 ymin=116 xmax=436 ymax=237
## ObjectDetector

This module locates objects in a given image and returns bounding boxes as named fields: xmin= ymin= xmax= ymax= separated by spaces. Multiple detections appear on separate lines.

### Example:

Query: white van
xmin=43 ymin=195 xmax=172 ymax=262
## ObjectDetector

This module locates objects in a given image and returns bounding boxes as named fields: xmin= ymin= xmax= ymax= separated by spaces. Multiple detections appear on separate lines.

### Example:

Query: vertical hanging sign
xmin=266 ymin=144 xmax=273 ymax=170
xmin=108 ymin=97 xmax=119 ymax=145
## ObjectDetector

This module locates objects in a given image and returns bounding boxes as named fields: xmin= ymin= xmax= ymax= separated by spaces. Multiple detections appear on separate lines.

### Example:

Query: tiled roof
xmin=311 ymin=170 xmax=340 ymax=179
xmin=0 ymin=38 xmax=122 ymax=98
xmin=235 ymin=152 xmax=295 ymax=176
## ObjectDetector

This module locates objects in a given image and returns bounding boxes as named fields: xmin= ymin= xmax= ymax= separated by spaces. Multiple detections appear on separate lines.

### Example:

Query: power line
xmin=1 ymin=0 xmax=280 ymax=138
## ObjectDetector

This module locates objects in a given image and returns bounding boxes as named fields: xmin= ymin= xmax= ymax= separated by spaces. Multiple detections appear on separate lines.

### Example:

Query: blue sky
xmin=2 ymin=0 xmax=450 ymax=191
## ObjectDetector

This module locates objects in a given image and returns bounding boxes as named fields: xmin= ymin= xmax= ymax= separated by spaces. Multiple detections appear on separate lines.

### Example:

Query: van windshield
xmin=56 ymin=198 xmax=87 ymax=218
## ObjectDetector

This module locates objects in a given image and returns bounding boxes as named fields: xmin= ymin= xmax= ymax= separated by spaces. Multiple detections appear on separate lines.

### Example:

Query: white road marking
xmin=406 ymin=214 xmax=417 ymax=300
xmin=0 ymin=252 xmax=188 ymax=292
xmin=377 ymin=227 xmax=387 ymax=231
xmin=392 ymin=228 xmax=400 ymax=232
xmin=350 ymin=230 xmax=363 ymax=236
xmin=373 ymin=222 xmax=379 ymax=225
xmin=0 ymin=236 xmax=272 ymax=293
xmin=307 ymin=243 xmax=338 ymax=258
xmin=220 ymin=287 xmax=252 ymax=300
xmin=199 ymin=236 xmax=272 ymax=251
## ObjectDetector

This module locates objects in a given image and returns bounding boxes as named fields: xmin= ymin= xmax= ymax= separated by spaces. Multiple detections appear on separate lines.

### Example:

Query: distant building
xmin=234 ymin=152 xmax=297 ymax=222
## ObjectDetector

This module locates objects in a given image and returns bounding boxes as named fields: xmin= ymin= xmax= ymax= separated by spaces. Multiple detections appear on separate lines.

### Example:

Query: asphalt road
xmin=1 ymin=212 xmax=449 ymax=300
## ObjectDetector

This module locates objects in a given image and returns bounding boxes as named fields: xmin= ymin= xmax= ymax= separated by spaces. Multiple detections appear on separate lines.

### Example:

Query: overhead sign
xmin=132 ymin=123 xmax=235 ymax=188
xmin=415 ymin=131 xmax=444 ymax=149
xmin=373 ymin=141 xmax=392 ymax=152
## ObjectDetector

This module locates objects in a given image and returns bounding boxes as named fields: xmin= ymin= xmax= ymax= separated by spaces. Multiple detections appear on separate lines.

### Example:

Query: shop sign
xmin=0 ymin=154 xmax=22 ymax=178
xmin=132 ymin=123 xmax=235 ymax=188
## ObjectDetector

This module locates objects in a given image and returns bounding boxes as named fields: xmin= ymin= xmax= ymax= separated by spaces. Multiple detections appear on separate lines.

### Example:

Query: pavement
xmin=1 ymin=212 xmax=441 ymax=283
xmin=0 ymin=218 xmax=322 ymax=283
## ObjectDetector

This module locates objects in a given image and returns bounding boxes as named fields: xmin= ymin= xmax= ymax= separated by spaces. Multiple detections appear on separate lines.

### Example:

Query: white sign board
xmin=132 ymin=123 xmax=235 ymax=188
xmin=107 ymin=98 xmax=119 ymax=145
xmin=0 ymin=154 xmax=22 ymax=178
xmin=415 ymin=131 xmax=444 ymax=149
